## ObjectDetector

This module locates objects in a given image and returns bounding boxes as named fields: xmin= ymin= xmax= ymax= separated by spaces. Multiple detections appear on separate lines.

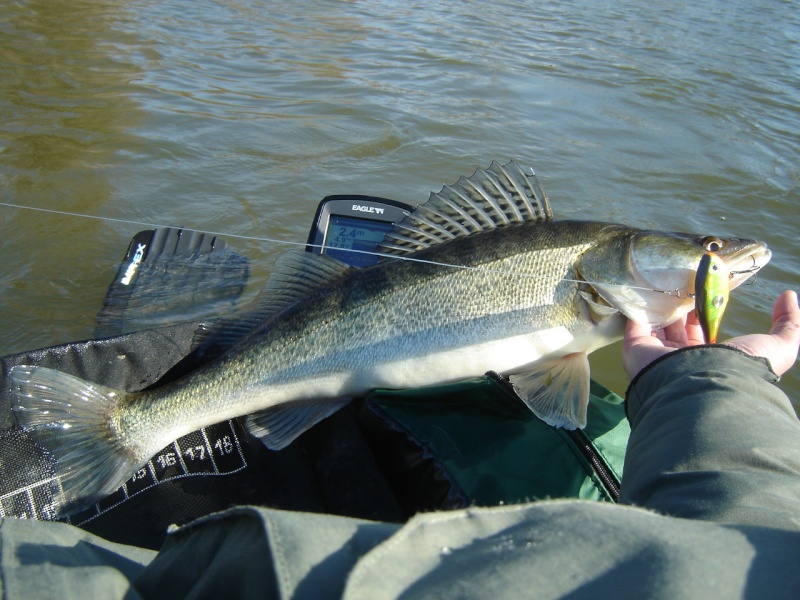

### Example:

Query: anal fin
xmin=508 ymin=353 xmax=591 ymax=429
xmin=245 ymin=400 xmax=350 ymax=450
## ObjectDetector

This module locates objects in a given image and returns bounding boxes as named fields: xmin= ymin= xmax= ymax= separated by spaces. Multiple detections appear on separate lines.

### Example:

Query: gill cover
xmin=576 ymin=229 xmax=703 ymax=326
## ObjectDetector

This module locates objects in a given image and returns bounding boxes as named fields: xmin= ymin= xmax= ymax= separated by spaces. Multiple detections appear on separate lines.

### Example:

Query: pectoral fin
xmin=508 ymin=353 xmax=590 ymax=429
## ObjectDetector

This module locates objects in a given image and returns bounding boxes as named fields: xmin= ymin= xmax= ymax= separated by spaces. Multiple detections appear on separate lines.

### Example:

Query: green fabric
xmin=367 ymin=376 xmax=629 ymax=504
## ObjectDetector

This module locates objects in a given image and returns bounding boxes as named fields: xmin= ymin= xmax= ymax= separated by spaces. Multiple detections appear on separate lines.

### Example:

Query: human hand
xmin=622 ymin=290 xmax=800 ymax=380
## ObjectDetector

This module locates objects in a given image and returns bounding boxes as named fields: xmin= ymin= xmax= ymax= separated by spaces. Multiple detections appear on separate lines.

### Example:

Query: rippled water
xmin=1 ymin=0 xmax=798 ymax=400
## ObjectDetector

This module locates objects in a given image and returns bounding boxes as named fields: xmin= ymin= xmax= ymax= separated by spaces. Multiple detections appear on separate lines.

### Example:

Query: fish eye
xmin=701 ymin=236 xmax=724 ymax=252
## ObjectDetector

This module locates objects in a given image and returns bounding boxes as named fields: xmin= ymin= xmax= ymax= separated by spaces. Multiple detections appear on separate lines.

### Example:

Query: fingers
xmin=723 ymin=290 xmax=799 ymax=377
xmin=623 ymin=291 xmax=799 ymax=381
xmin=623 ymin=318 xmax=663 ymax=379
xmin=684 ymin=309 xmax=706 ymax=346
xmin=624 ymin=317 xmax=652 ymax=341
xmin=662 ymin=316 xmax=689 ymax=346
xmin=768 ymin=290 xmax=800 ymax=375
xmin=770 ymin=290 xmax=800 ymax=342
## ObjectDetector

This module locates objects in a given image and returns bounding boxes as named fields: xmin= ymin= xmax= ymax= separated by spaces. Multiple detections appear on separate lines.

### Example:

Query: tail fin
xmin=9 ymin=365 xmax=141 ymax=517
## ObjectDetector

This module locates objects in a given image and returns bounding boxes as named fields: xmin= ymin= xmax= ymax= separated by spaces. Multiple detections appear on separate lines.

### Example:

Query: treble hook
xmin=729 ymin=254 xmax=762 ymax=277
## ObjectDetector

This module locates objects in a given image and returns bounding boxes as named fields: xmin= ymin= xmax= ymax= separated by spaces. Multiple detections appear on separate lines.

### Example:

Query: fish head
xmin=577 ymin=227 xmax=771 ymax=327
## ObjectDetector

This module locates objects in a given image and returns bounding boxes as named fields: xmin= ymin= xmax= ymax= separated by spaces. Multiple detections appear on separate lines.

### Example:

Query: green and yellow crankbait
xmin=694 ymin=251 xmax=731 ymax=344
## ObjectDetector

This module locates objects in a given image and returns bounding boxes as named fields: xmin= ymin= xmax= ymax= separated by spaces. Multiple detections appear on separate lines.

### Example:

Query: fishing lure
xmin=694 ymin=251 xmax=731 ymax=344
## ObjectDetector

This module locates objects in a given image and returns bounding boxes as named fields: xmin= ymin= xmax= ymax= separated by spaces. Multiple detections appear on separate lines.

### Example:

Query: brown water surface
xmin=1 ymin=0 xmax=798 ymax=403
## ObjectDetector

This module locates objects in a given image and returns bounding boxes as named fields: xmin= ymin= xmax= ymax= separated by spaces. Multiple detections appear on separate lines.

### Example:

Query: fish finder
xmin=305 ymin=195 xmax=414 ymax=267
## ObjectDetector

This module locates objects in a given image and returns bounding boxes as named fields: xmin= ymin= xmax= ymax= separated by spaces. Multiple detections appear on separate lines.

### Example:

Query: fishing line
xmin=0 ymin=201 xmax=312 ymax=249
xmin=0 ymin=201 xmax=756 ymax=298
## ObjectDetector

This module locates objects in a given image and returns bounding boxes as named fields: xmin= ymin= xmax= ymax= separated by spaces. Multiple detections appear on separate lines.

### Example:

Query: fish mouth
xmin=722 ymin=243 xmax=771 ymax=290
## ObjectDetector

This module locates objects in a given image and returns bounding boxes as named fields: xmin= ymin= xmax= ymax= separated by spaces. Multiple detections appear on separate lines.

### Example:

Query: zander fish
xmin=9 ymin=161 xmax=771 ymax=515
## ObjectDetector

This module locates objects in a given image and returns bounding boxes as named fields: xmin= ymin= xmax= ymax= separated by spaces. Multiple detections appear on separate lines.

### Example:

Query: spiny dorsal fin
xmin=193 ymin=250 xmax=350 ymax=351
xmin=377 ymin=160 xmax=552 ymax=256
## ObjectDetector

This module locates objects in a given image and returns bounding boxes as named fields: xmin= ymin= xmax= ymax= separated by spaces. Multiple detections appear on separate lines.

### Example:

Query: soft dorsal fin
xmin=193 ymin=250 xmax=350 ymax=351
xmin=377 ymin=160 xmax=552 ymax=256
xmin=259 ymin=249 xmax=351 ymax=314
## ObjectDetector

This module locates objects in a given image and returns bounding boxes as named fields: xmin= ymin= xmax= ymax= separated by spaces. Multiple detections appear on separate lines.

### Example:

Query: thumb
xmin=725 ymin=290 xmax=799 ymax=376
xmin=768 ymin=290 xmax=800 ymax=375
xmin=770 ymin=290 xmax=800 ymax=343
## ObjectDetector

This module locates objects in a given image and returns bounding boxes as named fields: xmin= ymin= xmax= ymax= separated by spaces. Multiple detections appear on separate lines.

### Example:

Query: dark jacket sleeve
xmin=621 ymin=345 xmax=800 ymax=529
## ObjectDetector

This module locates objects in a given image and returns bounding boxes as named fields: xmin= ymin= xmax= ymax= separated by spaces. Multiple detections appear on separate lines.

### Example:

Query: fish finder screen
xmin=324 ymin=215 xmax=394 ymax=267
